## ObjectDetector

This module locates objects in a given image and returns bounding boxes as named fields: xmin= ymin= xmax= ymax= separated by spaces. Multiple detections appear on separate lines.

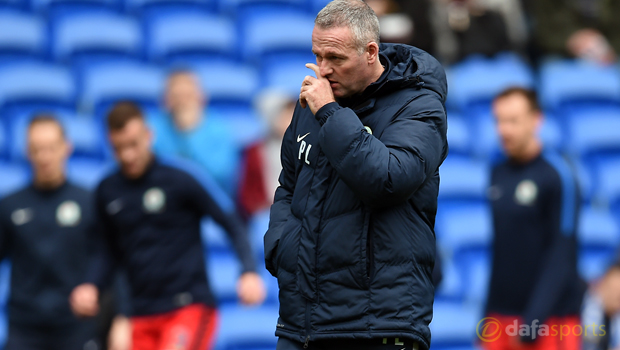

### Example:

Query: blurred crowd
xmin=365 ymin=0 xmax=620 ymax=65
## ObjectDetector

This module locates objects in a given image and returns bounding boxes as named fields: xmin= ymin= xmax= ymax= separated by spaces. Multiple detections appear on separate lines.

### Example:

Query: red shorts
xmin=479 ymin=314 xmax=581 ymax=350
xmin=131 ymin=304 xmax=219 ymax=350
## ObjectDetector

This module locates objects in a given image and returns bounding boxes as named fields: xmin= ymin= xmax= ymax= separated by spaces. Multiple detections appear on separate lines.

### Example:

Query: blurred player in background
xmin=0 ymin=116 xmax=99 ymax=350
xmin=70 ymin=102 xmax=265 ymax=350
xmin=150 ymin=70 xmax=268 ymax=217
xmin=484 ymin=87 xmax=585 ymax=350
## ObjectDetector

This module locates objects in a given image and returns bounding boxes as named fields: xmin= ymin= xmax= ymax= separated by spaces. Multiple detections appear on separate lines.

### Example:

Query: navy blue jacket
xmin=486 ymin=151 xmax=585 ymax=326
xmin=90 ymin=157 xmax=256 ymax=316
xmin=264 ymin=44 xmax=448 ymax=349
xmin=0 ymin=182 xmax=95 ymax=327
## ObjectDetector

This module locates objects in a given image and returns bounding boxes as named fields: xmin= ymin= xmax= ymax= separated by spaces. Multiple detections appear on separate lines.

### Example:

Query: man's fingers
xmin=302 ymin=75 xmax=316 ymax=86
xmin=305 ymin=63 xmax=323 ymax=79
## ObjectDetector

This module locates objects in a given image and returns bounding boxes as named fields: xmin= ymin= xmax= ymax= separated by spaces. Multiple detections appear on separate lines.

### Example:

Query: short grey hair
xmin=315 ymin=0 xmax=380 ymax=54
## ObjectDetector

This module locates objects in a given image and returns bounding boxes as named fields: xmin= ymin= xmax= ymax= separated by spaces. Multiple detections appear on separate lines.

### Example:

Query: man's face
xmin=493 ymin=94 xmax=541 ymax=158
xmin=109 ymin=118 xmax=153 ymax=179
xmin=28 ymin=121 xmax=70 ymax=183
xmin=312 ymin=26 xmax=372 ymax=99
xmin=164 ymin=73 xmax=203 ymax=114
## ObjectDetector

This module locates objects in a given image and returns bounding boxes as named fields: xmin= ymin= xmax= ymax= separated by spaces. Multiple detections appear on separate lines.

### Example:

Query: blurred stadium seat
xmin=438 ymin=156 xmax=489 ymax=202
xmin=0 ymin=62 xmax=75 ymax=112
xmin=567 ymin=109 xmax=620 ymax=160
xmin=446 ymin=113 xmax=471 ymax=156
xmin=430 ymin=301 xmax=481 ymax=347
xmin=188 ymin=59 xmax=259 ymax=105
xmin=240 ymin=10 xmax=314 ymax=63
xmin=580 ymin=247 xmax=617 ymax=282
xmin=578 ymin=205 xmax=620 ymax=249
xmin=435 ymin=202 xmax=492 ymax=252
xmin=262 ymin=53 xmax=317 ymax=96
xmin=595 ymin=156 xmax=620 ymax=207
xmin=447 ymin=53 xmax=534 ymax=114
xmin=146 ymin=12 xmax=235 ymax=62
xmin=80 ymin=61 xmax=165 ymax=115
xmin=219 ymin=0 xmax=306 ymax=15
xmin=67 ymin=158 xmax=113 ymax=189
xmin=0 ymin=11 xmax=45 ymax=62
xmin=213 ymin=303 xmax=279 ymax=350
xmin=208 ymin=250 xmax=242 ymax=304
xmin=126 ymin=0 xmax=215 ymax=14
xmin=0 ymin=162 xmax=29 ymax=197
xmin=51 ymin=11 xmax=141 ymax=62
xmin=539 ymin=59 xmax=620 ymax=112
xmin=454 ymin=249 xmax=491 ymax=305
xmin=31 ymin=0 xmax=121 ymax=17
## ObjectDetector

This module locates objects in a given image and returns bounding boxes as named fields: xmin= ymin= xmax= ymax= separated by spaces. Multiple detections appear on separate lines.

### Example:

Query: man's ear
xmin=367 ymin=42 xmax=380 ymax=64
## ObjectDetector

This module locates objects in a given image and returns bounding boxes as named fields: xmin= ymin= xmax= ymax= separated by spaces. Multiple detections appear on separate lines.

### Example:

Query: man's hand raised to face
xmin=299 ymin=63 xmax=336 ymax=115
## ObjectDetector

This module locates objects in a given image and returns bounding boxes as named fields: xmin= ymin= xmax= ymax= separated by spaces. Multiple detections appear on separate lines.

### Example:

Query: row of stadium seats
xmin=0 ymin=8 xmax=317 ymax=64
xmin=0 ymin=0 xmax=332 ymax=16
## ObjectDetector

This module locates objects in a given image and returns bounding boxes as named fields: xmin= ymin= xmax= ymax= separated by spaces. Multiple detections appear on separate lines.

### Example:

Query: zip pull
xmin=303 ymin=336 xmax=310 ymax=349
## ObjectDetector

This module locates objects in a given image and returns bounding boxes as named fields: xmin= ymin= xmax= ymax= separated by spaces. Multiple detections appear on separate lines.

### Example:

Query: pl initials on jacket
xmin=264 ymin=43 xmax=448 ymax=350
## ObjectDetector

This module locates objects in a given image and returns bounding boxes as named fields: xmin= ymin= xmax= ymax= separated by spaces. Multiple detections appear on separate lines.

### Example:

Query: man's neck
xmin=33 ymin=174 xmax=65 ymax=191
xmin=511 ymin=139 xmax=543 ymax=163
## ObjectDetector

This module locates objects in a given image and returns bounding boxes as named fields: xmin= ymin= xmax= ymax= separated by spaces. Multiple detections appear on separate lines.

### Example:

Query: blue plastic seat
xmin=31 ymin=0 xmax=121 ymax=16
xmin=0 ymin=0 xmax=27 ymax=10
xmin=435 ymin=202 xmax=492 ymax=252
xmin=0 ymin=62 xmax=75 ymax=111
xmin=126 ymin=0 xmax=214 ymax=14
xmin=447 ymin=53 xmax=534 ymax=114
xmin=262 ymin=53 xmax=317 ymax=96
xmin=0 ymin=12 xmax=45 ymax=59
xmin=80 ymin=61 xmax=165 ymax=115
xmin=183 ymin=59 xmax=259 ymax=105
xmin=438 ymin=156 xmax=489 ymax=201
xmin=207 ymin=251 xmax=242 ymax=304
xmin=453 ymin=248 xmax=491 ymax=305
xmin=539 ymin=59 xmax=620 ymax=112
xmin=567 ymin=109 xmax=620 ymax=159
xmin=595 ymin=157 xmax=620 ymax=206
xmin=219 ymin=0 xmax=305 ymax=15
xmin=147 ymin=12 xmax=235 ymax=62
xmin=446 ymin=113 xmax=471 ymax=156
xmin=579 ymin=247 xmax=617 ymax=281
xmin=0 ymin=162 xmax=29 ymax=197
xmin=430 ymin=300 xmax=482 ymax=347
xmin=67 ymin=158 xmax=113 ymax=189
xmin=213 ymin=304 xmax=279 ymax=350
xmin=241 ymin=10 xmax=314 ymax=63
xmin=578 ymin=205 xmax=620 ymax=249
xmin=52 ymin=12 xmax=141 ymax=62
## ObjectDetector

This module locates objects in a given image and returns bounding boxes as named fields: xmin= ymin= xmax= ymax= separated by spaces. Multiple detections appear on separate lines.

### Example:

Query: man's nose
xmin=319 ymin=62 xmax=333 ymax=78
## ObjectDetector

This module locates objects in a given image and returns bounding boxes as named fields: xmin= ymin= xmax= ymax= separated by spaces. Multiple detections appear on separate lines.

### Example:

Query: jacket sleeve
xmin=521 ymin=157 xmax=580 ymax=332
xmin=317 ymin=94 xmax=446 ymax=208
xmin=264 ymin=106 xmax=298 ymax=277
xmin=185 ymin=173 xmax=257 ymax=274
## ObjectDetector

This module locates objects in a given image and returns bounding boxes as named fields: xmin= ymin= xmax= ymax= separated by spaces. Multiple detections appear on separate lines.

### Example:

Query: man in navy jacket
xmin=264 ymin=1 xmax=448 ymax=349
xmin=0 ymin=116 xmax=98 ymax=349
xmin=71 ymin=102 xmax=265 ymax=350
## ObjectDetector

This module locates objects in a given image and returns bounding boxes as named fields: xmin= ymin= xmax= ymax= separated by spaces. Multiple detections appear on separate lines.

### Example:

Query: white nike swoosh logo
xmin=297 ymin=132 xmax=310 ymax=142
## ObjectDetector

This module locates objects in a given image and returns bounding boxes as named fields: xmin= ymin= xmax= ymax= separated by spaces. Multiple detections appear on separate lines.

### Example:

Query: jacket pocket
xmin=274 ymin=215 xmax=302 ymax=274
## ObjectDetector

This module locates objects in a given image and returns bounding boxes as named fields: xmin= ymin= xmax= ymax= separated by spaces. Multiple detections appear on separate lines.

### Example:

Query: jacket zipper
xmin=364 ymin=208 xmax=373 ymax=283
